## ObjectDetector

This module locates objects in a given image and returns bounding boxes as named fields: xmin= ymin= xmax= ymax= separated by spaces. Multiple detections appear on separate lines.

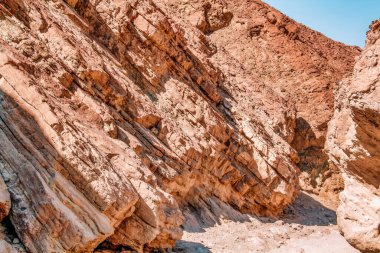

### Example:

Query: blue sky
xmin=262 ymin=0 xmax=380 ymax=47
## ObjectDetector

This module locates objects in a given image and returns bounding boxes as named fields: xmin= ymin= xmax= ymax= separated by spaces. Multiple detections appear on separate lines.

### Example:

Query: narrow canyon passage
xmin=174 ymin=192 xmax=358 ymax=253
xmin=0 ymin=0 xmax=379 ymax=252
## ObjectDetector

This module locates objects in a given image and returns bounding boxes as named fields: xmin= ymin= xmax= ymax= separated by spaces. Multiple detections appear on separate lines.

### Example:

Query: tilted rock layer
xmin=163 ymin=0 xmax=360 ymax=194
xmin=327 ymin=19 xmax=380 ymax=253
xmin=0 ymin=0 xmax=359 ymax=252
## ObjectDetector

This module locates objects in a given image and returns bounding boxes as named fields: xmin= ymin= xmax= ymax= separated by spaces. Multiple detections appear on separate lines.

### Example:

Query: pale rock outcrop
xmin=326 ymin=19 xmax=380 ymax=253
xmin=0 ymin=240 xmax=18 ymax=253
xmin=0 ymin=176 xmax=10 ymax=222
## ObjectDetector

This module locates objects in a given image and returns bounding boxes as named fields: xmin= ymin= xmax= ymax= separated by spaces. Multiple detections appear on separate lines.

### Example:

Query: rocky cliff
xmin=326 ymin=19 xmax=380 ymax=253
xmin=0 ymin=0 xmax=361 ymax=252
xmin=162 ymin=0 xmax=360 ymax=196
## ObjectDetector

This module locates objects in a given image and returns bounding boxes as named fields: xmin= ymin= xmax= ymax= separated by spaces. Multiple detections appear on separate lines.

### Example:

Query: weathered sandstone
xmin=326 ymin=19 xmax=380 ymax=253
xmin=0 ymin=0 xmax=365 ymax=252
xmin=161 ymin=0 xmax=360 ymax=196
xmin=0 ymin=0 xmax=301 ymax=251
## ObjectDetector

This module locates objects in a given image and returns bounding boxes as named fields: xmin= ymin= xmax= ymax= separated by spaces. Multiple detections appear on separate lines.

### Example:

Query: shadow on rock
xmin=174 ymin=240 xmax=212 ymax=253
xmin=280 ymin=192 xmax=336 ymax=226
xmin=181 ymin=196 xmax=252 ymax=233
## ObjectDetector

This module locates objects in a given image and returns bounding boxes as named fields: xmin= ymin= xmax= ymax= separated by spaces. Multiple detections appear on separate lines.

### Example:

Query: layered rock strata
xmin=326 ymin=19 xmax=380 ymax=253
xmin=161 ymin=0 xmax=360 ymax=195
xmin=0 ymin=0 xmax=301 ymax=251
xmin=0 ymin=0 xmax=364 ymax=252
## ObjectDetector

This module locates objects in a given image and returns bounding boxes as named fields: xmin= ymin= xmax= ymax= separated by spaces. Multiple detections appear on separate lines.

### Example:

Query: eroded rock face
xmin=326 ymin=19 xmax=380 ymax=253
xmin=0 ymin=0 xmax=361 ymax=252
xmin=0 ymin=0 xmax=301 ymax=251
xmin=161 ymin=0 xmax=360 ymax=196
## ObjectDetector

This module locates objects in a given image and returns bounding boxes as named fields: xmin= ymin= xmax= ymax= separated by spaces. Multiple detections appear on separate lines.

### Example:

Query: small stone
xmin=274 ymin=220 xmax=285 ymax=226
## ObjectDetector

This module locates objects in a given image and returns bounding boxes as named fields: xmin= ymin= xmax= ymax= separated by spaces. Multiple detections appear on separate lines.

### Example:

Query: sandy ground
xmin=174 ymin=192 xmax=359 ymax=253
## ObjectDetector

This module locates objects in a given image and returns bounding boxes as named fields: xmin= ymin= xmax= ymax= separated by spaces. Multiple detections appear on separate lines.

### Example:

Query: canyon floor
xmin=174 ymin=192 xmax=359 ymax=253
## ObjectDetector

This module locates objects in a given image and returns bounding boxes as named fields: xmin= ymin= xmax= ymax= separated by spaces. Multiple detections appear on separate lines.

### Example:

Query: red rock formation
xmin=161 ymin=0 xmax=360 ymax=196
xmin=326 ymin=19 xmax=380 ymax=253
xmin=0 ymin=0 xmax=361 ymax=252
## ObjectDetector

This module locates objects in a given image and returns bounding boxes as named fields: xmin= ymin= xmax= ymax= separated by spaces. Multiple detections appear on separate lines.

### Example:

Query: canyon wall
xmin=161 ymin=0 xmax=360 ymax=196
xmin=327 ymin=19 xmax=380 ymax=253
xmin=0 ymin=0 xmax=361 ymax=252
